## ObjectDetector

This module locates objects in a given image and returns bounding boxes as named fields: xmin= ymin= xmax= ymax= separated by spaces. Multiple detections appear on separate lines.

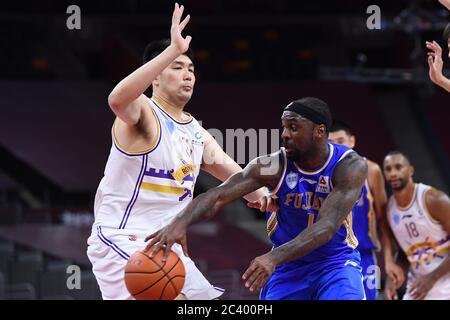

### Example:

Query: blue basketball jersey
xmin=267 ymin=142 xmax=360 ymax=272
xmin=352 ymin=180 xmax=381 ymax=252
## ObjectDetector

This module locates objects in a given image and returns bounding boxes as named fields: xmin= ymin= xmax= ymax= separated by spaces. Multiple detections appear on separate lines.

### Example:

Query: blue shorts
xmin=359 ymin=249 xmax=378 ymax=300
xmin=260 ymin=259 xmax=365 ymax=300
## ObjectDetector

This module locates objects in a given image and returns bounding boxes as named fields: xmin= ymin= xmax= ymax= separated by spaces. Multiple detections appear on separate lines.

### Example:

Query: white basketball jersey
xmin=93 ymin=97 xmax=205 ymax=232
xmin=387 ymin=183 xmax=450 ymax=277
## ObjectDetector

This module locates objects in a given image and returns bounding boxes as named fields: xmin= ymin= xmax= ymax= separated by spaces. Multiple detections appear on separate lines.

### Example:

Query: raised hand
xmin=170 ymin=3 xmax=192 ymax=55
xmin=426 ymin=41 xmax=445 ymax=85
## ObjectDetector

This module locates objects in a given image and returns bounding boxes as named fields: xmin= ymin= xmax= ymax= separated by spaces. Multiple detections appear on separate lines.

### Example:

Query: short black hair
xmin=143 ymin=39 xmax=194 ymax=64
xmin=295 ymin=97 xmax=333 ymax=132
xmin=444 ymin=23 xmax=450 ymax=42
xmin=330 ymin=120 xmax=354 ymax=136
xmin=385 ymin=150 xmax=411 ymax=164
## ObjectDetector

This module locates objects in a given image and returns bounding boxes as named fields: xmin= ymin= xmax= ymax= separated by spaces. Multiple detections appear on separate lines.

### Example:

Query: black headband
xmin=284 ymin=101 xmax=332 ymax=131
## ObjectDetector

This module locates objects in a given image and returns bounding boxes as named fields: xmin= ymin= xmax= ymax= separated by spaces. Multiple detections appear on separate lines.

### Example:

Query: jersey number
xmin=405 ymin=222 xmax=419 ymax=238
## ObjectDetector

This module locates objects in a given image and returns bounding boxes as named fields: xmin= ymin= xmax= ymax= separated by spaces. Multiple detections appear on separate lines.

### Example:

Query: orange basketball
xmin=124 ymin=247 xmax=185 ymax=300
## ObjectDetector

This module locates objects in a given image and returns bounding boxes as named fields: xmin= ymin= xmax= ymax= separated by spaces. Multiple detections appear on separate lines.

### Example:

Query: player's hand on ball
xmin=145 ymin=219 xmax=189 ymax=262
xmin=242 ymin=252 xmax=276 ymax=292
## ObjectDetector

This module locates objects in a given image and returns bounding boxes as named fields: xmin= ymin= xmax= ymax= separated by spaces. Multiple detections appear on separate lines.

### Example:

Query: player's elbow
xmin=108 ymin=91 xmax=122 ymax=112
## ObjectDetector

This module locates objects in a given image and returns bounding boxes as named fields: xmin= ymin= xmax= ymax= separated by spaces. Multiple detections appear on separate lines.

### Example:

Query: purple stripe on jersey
xmin=144 ymin=168 xmax=194 ymax=182
xmin=120 ymin=154 xmax=148 ymax=229
xmin=97 ymin=226 xmax=130 ymax=260
xmin=119 ymin=155 xmax=146 ymax=229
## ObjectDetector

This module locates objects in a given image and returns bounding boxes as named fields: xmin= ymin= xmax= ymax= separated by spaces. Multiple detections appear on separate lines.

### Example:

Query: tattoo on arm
xmin=177 ymin=153 xmax=281 ymax=226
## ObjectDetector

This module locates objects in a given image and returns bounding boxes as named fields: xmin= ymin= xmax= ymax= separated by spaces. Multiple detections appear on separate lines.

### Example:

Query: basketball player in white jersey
xmin=382 ymin=151 xmax=450 ymax=300
xmin=87 ymin=3 xmax=269 ymax=300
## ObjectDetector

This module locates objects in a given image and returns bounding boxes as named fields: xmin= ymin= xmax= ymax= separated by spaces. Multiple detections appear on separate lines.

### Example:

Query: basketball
xmin=124 ymin=247 xmax=186 ymax=300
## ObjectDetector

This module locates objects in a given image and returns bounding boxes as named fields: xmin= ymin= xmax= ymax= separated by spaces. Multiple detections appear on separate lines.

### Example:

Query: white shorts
xmin=403 ymin=272 xmax=450 ymax=300
xmin=87 ymin=225 xmax=224 ymax=300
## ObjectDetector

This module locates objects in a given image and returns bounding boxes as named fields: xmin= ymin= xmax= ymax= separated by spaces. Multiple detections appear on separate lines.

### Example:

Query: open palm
xmin=170 ymin=3 xmax=192 ymax=54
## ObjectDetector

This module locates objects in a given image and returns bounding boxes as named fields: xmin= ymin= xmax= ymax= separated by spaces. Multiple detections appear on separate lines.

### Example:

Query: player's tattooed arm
xmin=242 ymin=153 xmax=367 ymax=291
xmin=145 ymin=153 xmax=281 ymax=260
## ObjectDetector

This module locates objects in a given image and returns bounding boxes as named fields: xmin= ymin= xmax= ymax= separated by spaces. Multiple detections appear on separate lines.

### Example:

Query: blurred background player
xmin=146 ymin=98 xmax=369 ymax=300
xmin=382 ymin=151 xmax=450 ymax=300
xmin=86 ymin=3 xmax=267 ymax=300
xmin=329 ymin=121 xmax=387 ymax=300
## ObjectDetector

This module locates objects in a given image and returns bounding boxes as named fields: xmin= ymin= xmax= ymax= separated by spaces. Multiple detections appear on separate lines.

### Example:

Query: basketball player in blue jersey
xmin=146 ymin=97 xmax=369 ymax=300
xmin=329 ymin=121 xmax=387 ymax=300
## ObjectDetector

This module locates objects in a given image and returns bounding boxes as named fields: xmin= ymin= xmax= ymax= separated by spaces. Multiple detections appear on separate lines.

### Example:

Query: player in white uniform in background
xmin=87 ymin=3 xmax=270 ymax=300
xmin=382 ymin=151 xmax=450 ymax=300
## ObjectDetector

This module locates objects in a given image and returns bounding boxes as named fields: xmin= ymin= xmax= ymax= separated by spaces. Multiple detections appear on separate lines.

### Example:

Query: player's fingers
xmin=175 ymin=5 xmax=184 ymax=24
xmin=180 ymin=236 xmax=189 ymax=257
xmin=179 ymin=14 xmax=190 ymax=31
xmin=259 ymin=197 xmax=267 ymax=212
xmin=150 ymin=242 xmax=165 ymax=257
xmin=247 ymin=201 xmax=261 ymax=209
xmin=242 ymin=262 xmax=257 ymax=281
xmin=144 ymin=231 xmax=158 ymax=243
xmin=145 ymin=236 xmax=160 ymax=251
xmin=428 ymin=55 xmax=436 ymax=66
xmin=433 ymin=40 xmax=442 ymax=51
xmin=267 ymin=198 xmax=279 ymax=213
xmin=388 ymin=273 xmax=398 ymax=286
xmin=185 ymin=36 xmax=192 ymax=46
xmin=172 ymin=3 xmax=179 ymax=24
xmin=162 ymin=242 xmax=173 ymax=262
xmin=244 ymin=267 xmax=263 ymax=288
xmin=250 ymin=274 xmax=268 ymax=291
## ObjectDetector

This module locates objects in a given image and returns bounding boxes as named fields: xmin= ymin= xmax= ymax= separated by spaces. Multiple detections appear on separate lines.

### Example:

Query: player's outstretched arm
xmin=145 ymin=153 xmax=281 ymax=261
xmin=200 ymin=128 xmax=274 ymax=207
xmin=108 ymin=3 xmax=192 ymax=125
xmin=426 ymin=41 xmax=450 ymax=93
xmin=242 ymin=153 xmax=367 ymax=291
xmin=439 ymin=0 xmax=450 ymax=11
xmin=409 ymin=189 xmax=450 ymax=299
